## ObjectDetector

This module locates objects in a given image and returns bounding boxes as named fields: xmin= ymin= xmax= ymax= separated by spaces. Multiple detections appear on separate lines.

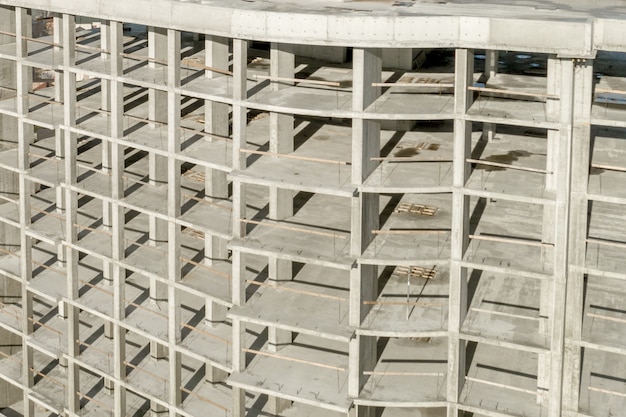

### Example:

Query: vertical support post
xmin=561 ymin=59 xmax=593 ymax=416
xmin=548 ymin=58 xmax=575 ymax=417
xmin=482 ymin=50 xmax=498 ymax=142
xmin=268 ymin=42 xmax=295 ymax=282
xmin=204 ymin=35 xmax=230 ymax=265
xmin=538 ymin=55 xmax=561 ymax=402
xmin=15 ymin=7 xmax=33 ymax=417
xmin=110 ymin=20 xmax=127 ymax=417
xmin=100 ymin=19 xmax=113 ymax=283
xmin=232 ymin=318 xmax=247 ymax=417
xmin=349 ymin=47 xmax=381 ymax=327
xmin=166 ymin=28 xmax=182 ymax=417
xmin=348 ymin=48 xmax=381 ymax=404
xmin=448 ymin=48 xmax=474 ymax=417
xmin=266 ymin=43 xmax=295 ymax=356
xmin=53 ymin=14 xmax=64 ymax=219
xmin=231 ymin=39 xmax=248 ymax=307
xmin=61 ymin=12 xmax=81 ymax=415
xmin=148 ymin=27 xmax=168 ymax=302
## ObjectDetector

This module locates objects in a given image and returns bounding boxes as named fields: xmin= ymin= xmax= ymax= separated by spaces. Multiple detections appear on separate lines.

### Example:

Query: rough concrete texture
xmin=0 ymin=3 xmax=623 ymax=417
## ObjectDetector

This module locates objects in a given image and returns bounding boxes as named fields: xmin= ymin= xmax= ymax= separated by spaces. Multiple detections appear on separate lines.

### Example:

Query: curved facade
xmin=0 ymin=2 xmax=624 ymax=417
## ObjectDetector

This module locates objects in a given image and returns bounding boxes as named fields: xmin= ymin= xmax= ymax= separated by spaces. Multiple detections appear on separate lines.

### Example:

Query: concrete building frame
xmin=0 ymin=2 xmax=623 ymax=417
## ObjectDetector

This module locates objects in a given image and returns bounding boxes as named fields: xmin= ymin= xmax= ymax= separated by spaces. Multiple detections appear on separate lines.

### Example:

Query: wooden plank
xmin=245 ymin=279 xmax=347 ymax=301
xmin=471 ymin=307 xmax=540 ymax=321
xmin=371 ymin=229 xmax=448 ymax=235
xmin=591 ymin=163 xmax=626 ymax=173
xmin=372 ymin=82 xmax=454 ymax=88
xmin=240 ymin=148 xmax=349 ymax=165
xmin=467 ymin=158 xmax=550 ymax=174
xmin=363 ymin=371 xmax=442 ymax=376
xmin=240 ymin=218 xmax=348 ymax=239
xmin=465 ymin=376 xmax=537 ymax=395
xmin=468 ymin=86 xmax=558 ymax=100
xmin=469 ymin=233 xmax=553 ymax=248
xmin=253 ymin=74 xmax=341 ymax=87
xmin=242 ymin=348 xmax=346 ymax=371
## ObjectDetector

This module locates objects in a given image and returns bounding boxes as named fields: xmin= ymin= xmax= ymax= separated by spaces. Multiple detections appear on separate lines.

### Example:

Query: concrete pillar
xmin=484 ymin=50 xmax=499 ymax=79
xmin=110 ymin=20 xmax=127 ymax=417
xmin=232 ymin=319 xmax=247 ymax=417
xmin=268 ymin=326 xmax=291 ymax=352
xmin=348 ymin=48 xmax=381 ymax=400
xmin=205 ymin=364 xmax=227 ymax=384
xmin=14 ymin=14 xmax=35 ymax=417
xmin=348 ymin=335 xmax=376 ymax=399
xmin=205 ymin=299 xmax=227 ymax=327
xmin=561 ymin=59 xmax=593 ymax=415
xmin=148 ymin=27 xmax=169 ymax=301
xmin=0 ymin=5 xmax=18 ymax=153
xmin=150 ymin=340 xmax=167 ymax=359
xmin=60 ymin=12 xmax=82 ymax=415
xmin=233 ymin=387 xmax=246 ymax=417
xmin=104 ymin=319 xmax=114 ymax=339
xmin=268 ymin=42 xmax=295 ymax=282
xmin=537 ymin=56 xmax=562 ymax=401
xmin=104 ymin=377 xmax=114 ymax=394
xmin=101 ymin=20 xmax=113 ymax=283
xmin=167 ymin=29 xmax=183 ymax=417
xmin=546 ymin=57 xmax=577 ymax=417
xmin=350 ymin=48 xmax=381 ymax=328
xmin=447 ymin=48 xmax=474 ymax=417
xmin=204 ymin=35 xmax=230 ymax=265
xmin=231 ymin=39 xmax=248 ymax=307
xmin=267 ymin=396 xmax=292 ymax=416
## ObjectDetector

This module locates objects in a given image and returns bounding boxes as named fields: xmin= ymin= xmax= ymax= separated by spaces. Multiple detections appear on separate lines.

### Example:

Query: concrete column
xmin=267 ymin=396 xmax=292 ymax=416
xmin=0 ymin=6 xmax=18 ymax=153
xmin=150 ymin=340 xmax=167 ymax=359
xmin=447 ymin=48 xmax=474 ymax=417
xmin=148 ymin=27 xmax=169 ymax=301
xmin=205 ymin=364 xmax=227 ymax=384
xmin=547 ymin=57 xmax=576 ymax=417
xmin=350 ymin=48 xmax=381 ymax=328
xmin=205 ymin=298 xmax=227 ymax=327
xmin=147 ymin=26 xmax=168 ymax=241
xmin=204 ymin=35 xmax=230 ymax=265
xmin=233 ymin=387 xmax=246 ymax=417
xmin=268 ymin=326 xmax=291 ymax=352
xmin=348 ymin=48 xmax=381 ymax=401
xmin=14 ymin=7 xmax=34 ymax=417
xmin=231 ymin=39 xmax=248 ymax=307
xmin=268 ymin=42 xmax=295 ymax=282
xmin=110 ymin=20 xmax=127 ymax=417
xmin=60 ymin=12 xmax=82 ymax=415
xmin=167 ymin=29 xmax=182 ymax=417
xmin=538 ymin=56 xmax=561 ymax=401
xmin=348 ymin=335 xmax=376 ymax=401
xmin=100 ymin=20 xmax=113 ymax=283
xmin=562 ymin=59 xmax=592 ymax=415
xmin=232 ymin=318 xmax=247 ymax=417
xmin=484 ymin=50 xmax=499 ymax=79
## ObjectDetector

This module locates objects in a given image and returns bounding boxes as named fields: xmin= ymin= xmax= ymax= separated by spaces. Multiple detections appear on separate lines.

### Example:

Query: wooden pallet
xmin=393 ymin=202 xmax=437 ymax=216
xmin=182 ymin=169 xmax=206 ymax=183
xmin=393 ymin=266 xmax=437 ymax=280
xmin=416 ymin=142 xmax=440 ymax=151
xmin=409 ymin=337 xmax=432 ymax=343
xmin=182 ymin=227 xmax=205 ymax=240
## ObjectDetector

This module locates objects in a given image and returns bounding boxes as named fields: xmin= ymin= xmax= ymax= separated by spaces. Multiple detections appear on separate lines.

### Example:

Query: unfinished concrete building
xmin=0 ymin=1 xmax=625 ymax=417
